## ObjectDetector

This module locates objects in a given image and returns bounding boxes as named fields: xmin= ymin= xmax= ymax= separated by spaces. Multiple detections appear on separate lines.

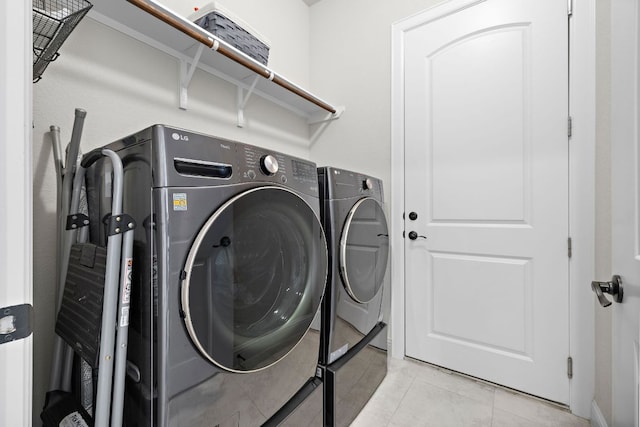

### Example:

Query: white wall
xmin=32 ymin=1 xmax=311 ymax=423
xmin=307 ymin=0 xmax=448 ymax=351
xmin=309 ymin=0 xmax=446 ymax=191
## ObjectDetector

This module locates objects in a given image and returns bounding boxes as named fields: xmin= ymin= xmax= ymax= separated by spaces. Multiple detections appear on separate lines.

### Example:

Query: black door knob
xmin=409 ymin=212 xmax=418 ymax=221
xmin=591 ymin=275 xmax=624 ymax=307
xmin=407 ymin=231 xmax=427 ymax=241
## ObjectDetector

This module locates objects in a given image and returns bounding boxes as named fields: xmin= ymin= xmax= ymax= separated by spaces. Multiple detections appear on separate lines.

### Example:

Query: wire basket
xmin=33 ymin=0 xmax=92 ymax=83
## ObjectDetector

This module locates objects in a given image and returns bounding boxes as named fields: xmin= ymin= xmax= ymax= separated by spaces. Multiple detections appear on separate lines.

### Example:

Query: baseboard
xmin=591 ymin=400 xmax=609 ymax=427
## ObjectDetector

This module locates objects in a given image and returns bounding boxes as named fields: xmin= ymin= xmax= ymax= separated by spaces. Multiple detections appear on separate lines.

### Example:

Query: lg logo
xmin=171 ymin=132 xmax=189 ymax=141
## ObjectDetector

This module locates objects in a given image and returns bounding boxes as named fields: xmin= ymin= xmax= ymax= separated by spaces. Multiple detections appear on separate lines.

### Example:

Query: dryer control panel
xmin=319 ymin=166 xmax=384 ymax=201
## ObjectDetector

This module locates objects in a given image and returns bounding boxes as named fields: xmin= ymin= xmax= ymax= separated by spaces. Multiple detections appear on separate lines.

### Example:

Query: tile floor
xmin=351 ymin=358 xmax=591 ymax=427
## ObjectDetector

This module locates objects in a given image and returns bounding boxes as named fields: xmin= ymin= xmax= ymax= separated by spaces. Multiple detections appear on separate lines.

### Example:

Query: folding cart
xmin=42 ymin=109 xmax=135 ymax=427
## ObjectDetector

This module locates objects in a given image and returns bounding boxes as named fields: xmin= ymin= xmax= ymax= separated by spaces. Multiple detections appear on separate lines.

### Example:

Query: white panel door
xmin=611 ymin=0 xmax=640 ymax=425
xmin=404 ymin=0 xmax=570 ymax=403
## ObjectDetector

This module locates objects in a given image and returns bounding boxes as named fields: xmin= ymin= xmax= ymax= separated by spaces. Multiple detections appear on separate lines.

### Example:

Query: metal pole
xmin=94 ymin=149 xmax=124 ymax=427
xmin=110 ymin=227 xmax=134 ymax=427
xmin=58 ymin=165 xmax=86 ymax=392
xmin=48 ymin=125 xmax=64 ymax=392
xmin=48 ymin=109 xmax=87 ymax=392
xmin=50 ymin=125 xmax=63 ymax=296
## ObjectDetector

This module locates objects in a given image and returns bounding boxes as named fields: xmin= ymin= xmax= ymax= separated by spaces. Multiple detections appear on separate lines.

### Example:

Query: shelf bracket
xmin=179 ymin=43 xmax=206 ymax=110
xmin=237 ymin=75 xmax=262 ymax=128
xmin=309 ymin=106 xmax=345 ymax=146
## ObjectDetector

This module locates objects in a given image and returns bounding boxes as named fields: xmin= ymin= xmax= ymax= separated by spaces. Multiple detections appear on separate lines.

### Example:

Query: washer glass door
xmin=181 ymin=186 xmax=327 ymax=372
xmin=339 ymin=198 xmax=389 ymax=303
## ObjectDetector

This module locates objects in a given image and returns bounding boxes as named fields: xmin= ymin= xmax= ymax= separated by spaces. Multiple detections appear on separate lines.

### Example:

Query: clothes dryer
xmin=317 ymin=167 xmax=389 ymax=426
xmin=85 ymin=125 xmax=327 ymax=426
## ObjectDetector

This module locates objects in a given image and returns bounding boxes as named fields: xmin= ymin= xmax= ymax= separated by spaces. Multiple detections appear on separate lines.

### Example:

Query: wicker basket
xmin=33 ymin=0 xmax=93 ymax=82
xmin=192 ymin=5 xmax=270 ymax=66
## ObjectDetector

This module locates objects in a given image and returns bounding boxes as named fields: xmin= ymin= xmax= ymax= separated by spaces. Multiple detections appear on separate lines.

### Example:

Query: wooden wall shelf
xmin=88 ymin=0 xmax=343 ymax=135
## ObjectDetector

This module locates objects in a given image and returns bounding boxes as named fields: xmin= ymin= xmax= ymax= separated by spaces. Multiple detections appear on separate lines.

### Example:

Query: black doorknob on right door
xmin=408 ymin=212 xmax=418 ymax=220
xmin=591 ymin=275 xmax=623 ymax=307
xmin=408 ymin=231 xmax=427 ymax=240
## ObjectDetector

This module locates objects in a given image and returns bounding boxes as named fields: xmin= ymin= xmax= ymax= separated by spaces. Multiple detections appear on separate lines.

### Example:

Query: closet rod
xmin=127 ymin=0 xmax=337 ymax=114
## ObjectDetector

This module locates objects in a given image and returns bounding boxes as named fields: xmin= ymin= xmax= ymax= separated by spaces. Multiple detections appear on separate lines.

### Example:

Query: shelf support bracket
xmin=309 ymin=106 xmax=345 ymax=146
xmin=179 ymin=44 xmax=205 ymax=110
xmin=237 ymin=75 xmax=262 ymax=128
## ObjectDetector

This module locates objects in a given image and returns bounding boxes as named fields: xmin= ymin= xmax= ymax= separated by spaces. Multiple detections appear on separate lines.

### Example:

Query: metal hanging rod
xmin=127 ymin=0 xmax=338 ymax=115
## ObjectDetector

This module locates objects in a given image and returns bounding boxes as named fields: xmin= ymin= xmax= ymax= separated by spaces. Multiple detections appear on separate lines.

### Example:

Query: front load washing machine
xmin=85 ymin=125 xmax=327 ymax=426
xmin=317 ymin=166 xmax=390 ymax=426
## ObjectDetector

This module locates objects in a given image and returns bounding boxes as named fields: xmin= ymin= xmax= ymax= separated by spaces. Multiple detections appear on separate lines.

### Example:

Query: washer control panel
xmin=291 ymin=159 xmax=317 ymax=184
xmin=149 ymin=125 xmax=320 ymax=195
xmin=237 ymin=144 xmax=318 ymax=195
xmin=241 ymin=147 xmax=287 ymax=180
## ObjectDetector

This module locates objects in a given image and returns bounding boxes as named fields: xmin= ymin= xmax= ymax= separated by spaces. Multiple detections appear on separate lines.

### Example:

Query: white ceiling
xmin=302 ymin=0 xmax=323 ymax=6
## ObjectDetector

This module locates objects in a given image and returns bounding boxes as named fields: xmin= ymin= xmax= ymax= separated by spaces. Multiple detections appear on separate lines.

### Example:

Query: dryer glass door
xmin=339 ymin=197 xmax=389 ymax=303
xmin=181 ymin=186 xmax=327 ymax=373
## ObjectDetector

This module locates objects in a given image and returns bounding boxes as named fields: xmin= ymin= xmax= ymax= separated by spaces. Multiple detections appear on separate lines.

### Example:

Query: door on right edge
xmin=611 ymin=0 xmax=640 ymax=425
xmin=404 ymin=0 xmax=570 ymax=403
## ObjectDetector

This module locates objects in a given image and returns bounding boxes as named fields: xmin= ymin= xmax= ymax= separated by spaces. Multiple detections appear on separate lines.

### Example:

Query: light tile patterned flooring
xmin=351 ymin=358 xmax=591 ymax=427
